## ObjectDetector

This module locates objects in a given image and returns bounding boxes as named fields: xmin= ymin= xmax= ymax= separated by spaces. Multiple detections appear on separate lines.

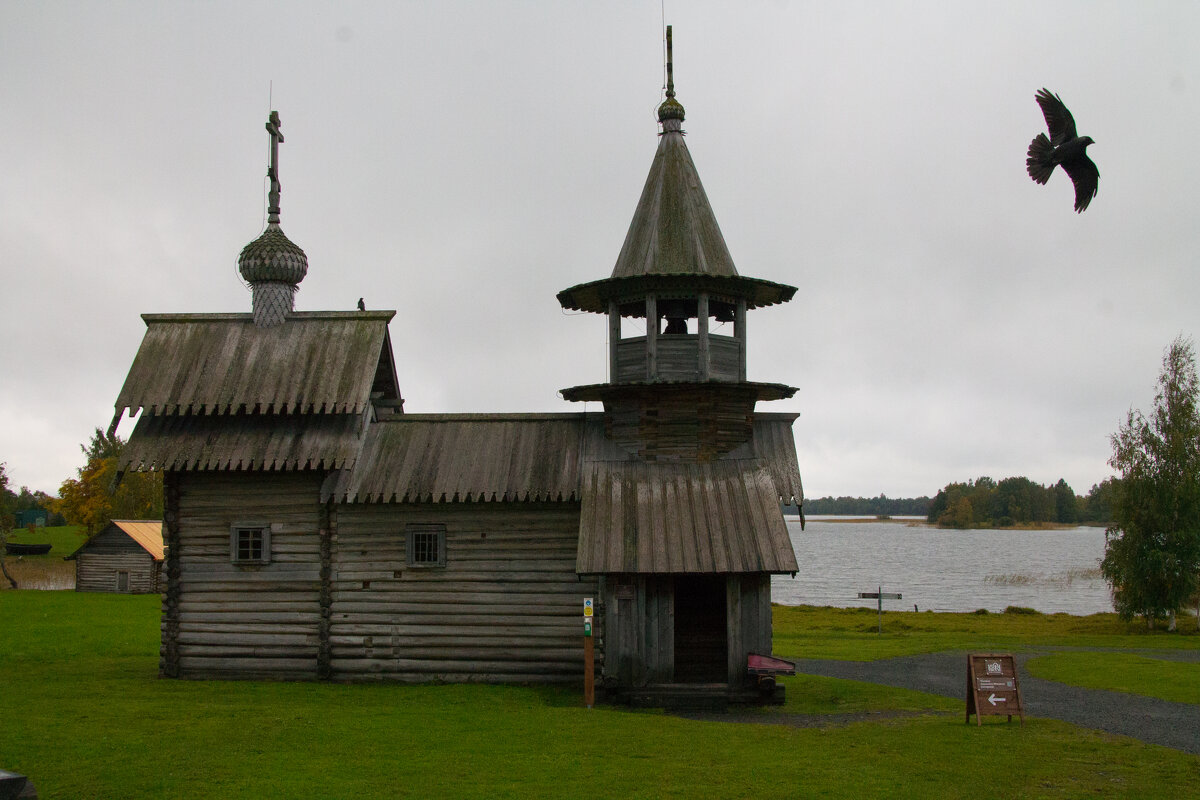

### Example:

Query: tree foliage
xmin=0 ymin=462 xmax=16 ymax=588
xmin=1101 ymin=337 xmax=1200 ymax=627
xmin=50 ymin=429 xmax=163 ymax=535
xmin=927 ymin=475 xmax=1092 ymax=528
xmin=801 ymin=495 xmax=931 ymax=516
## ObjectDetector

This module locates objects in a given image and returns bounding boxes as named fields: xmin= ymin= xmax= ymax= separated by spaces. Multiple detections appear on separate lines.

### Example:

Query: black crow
xmin=1026 ymin=88 xmax=1098 ymax=213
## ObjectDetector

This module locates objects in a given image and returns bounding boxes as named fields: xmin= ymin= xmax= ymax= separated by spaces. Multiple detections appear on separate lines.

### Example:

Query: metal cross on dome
xmin=265 ymin=110 xmax=284 ymax=224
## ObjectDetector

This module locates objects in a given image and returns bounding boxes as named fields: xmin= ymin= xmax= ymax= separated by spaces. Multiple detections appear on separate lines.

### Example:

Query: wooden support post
xmin=734 ymin=300 xmax=747 ymax=380
xmin=697 ymin=293 xmax=710 ymax=380
xmin=584 ymin=635 xmax=595 ymax=708
xmin=645 ymin=295 xmax=658 ymax=381
xmin=584 ymin=596 xmax=595 ymax=707
xmin=608 ymin=300 xmax=620 ymax=383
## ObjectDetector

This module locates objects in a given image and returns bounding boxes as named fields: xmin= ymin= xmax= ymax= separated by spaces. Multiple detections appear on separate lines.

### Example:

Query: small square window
xmin=406 ymin=524 xmax=446 ymax=568
xmin=231 ymin=523 xmax=271 ymax=564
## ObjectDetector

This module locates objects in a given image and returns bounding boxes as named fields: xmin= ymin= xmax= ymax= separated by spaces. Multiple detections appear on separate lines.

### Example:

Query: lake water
xmin=771 ymin=516 xmax=1112 ymax=615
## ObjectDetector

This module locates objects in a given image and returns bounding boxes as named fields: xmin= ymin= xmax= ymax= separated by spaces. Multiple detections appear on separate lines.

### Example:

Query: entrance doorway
xmin=673 ymin=575 xmax=727 ymax=683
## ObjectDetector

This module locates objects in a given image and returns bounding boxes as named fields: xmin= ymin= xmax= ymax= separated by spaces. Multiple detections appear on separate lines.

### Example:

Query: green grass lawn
xmin=1027 ymin=652 xmax=1200 ymax=705
xmin=5 ymin=524 xmax=88 ymax=557
xmin=773 ymin=603 xmax=1200 ymax=661
xmin=2 ymin=592 xmax=1198 ymax=799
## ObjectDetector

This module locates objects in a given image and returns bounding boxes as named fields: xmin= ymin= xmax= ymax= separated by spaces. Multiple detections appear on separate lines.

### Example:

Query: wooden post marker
xmin=858 ymin=586 xmax=902 ymax=633
xmin=583 ymin=597 xmax=595 ymax=708
xmin=966 ymin=653 xmax=1025 ymax=726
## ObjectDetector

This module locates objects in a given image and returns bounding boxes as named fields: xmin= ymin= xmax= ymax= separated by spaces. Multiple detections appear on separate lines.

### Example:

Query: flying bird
xmin=1026 ymin=88 xmax=1098 ymax=213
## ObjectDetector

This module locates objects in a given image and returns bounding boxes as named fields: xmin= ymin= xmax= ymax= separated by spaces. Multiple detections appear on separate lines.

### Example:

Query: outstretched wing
xmin=1061 ymin=154 xmax=1099 ymax=213
xmin=1035 ymin=88 xmax=1078 ymax=146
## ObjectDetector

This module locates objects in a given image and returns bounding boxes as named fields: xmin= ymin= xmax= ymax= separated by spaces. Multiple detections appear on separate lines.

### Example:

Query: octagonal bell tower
xmin=557 ymin=27 xmax=797 ymax=461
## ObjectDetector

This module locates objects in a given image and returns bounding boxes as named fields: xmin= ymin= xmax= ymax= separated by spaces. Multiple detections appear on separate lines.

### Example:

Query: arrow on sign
xmin=988 ymin=693 xmax=1006 ymax=706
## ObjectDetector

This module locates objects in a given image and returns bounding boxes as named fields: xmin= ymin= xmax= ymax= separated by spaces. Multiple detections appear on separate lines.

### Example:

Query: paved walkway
xmin=791 ymin=650 xmax=1200 ymax=754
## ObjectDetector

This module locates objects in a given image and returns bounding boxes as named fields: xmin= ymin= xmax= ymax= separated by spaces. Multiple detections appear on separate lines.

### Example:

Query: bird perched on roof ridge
xmin=1026 ymin=88 xmax=1098 ymax=213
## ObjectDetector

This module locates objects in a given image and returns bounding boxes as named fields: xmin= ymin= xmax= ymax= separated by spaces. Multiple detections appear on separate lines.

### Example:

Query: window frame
xmin=405 ymin=523 xmax=446 ymax=568
xmin=230 ymin=522 xmax=272 ymax=565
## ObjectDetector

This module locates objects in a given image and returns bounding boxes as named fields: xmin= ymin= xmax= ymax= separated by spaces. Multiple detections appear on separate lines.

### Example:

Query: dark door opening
xmin=673 ymin=575 xmax=727 ymax=683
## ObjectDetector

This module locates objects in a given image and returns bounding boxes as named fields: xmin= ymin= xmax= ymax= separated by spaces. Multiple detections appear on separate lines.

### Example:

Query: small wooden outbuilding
xmin=68 ymin=520 xmax=164 ymax=594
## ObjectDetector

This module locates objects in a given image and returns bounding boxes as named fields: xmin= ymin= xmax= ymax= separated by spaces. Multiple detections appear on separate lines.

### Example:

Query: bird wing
xmin=1061 ymin=154 xmax=1099 ymax=213
xmin=1035 ymin=88 xmax=1078 ymax=146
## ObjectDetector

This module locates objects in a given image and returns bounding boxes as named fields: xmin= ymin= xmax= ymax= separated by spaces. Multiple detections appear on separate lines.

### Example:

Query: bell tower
xmin=557 ymin=27 xmax=797 ymax=460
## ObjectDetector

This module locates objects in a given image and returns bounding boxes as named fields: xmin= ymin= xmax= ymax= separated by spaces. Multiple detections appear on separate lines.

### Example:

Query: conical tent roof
xmin=610 ymin=116 xmax=737 ymax=280
xmin=557 ymin=49 xmax=795 ymax=316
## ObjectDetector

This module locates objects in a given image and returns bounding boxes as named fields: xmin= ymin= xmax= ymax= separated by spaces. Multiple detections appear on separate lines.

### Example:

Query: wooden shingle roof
xmin=575 ymin=460 xmax=798 ymax=575
xmin=325 ymin=414 xmax=625 ymax=503
xmin=556 ymin=95 xmax=796 ymax=315
xmin=113 ymin=311 xmax=398 ymax=420
xmin=119 ymin=412 xmax=365 ymax=473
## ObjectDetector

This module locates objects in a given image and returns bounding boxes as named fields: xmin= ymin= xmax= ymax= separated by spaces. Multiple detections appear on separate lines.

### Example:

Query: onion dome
xmin=240 ymin=110 xmax=306 ymax=327
xmin=239 ymin=224 xmax=308 ymax=327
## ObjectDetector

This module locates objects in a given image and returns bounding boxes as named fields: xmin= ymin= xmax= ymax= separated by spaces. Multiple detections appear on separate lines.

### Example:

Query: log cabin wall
xmin=74 ymin=527 xmax=159 ymax=593
xmin=725 ymin=573 xmax=772 ymax=684
xmin=330 ymin=502 xmax=598 ymax=683
xmin=602 ymin=574 xmax=774 ymax=688
xmin=602 ymin=576 xmax=673 ymax=687
xmin=172 ymin=470 xmax=324 ymax=679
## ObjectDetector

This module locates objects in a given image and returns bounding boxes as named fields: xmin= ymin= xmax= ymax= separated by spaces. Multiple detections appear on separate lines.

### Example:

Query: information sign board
xmin=965 ymin=653 xmax=1024 ymax=726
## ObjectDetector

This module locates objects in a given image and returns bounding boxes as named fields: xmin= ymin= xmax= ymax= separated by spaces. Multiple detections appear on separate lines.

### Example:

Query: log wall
xmin=601 ymin=573 xmax=774 ymax=687
xmin=726 ymin=573 xmax=772 ymax=683
xmin=170 ymin=471 xmax=324 ymax=680
xmin=330 ymin=502 xmax=598 ymax=683
xmin=76 ymin=552 xmax=158 ymax=593
xmin=75 ymin=527 xmax=160 ymax=593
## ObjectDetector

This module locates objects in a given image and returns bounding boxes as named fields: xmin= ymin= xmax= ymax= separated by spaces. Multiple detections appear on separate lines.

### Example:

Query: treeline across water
xmin=795 ymin=476 xmax=1117 ymax=529
xmin=927 ymin=476 xmax=1115 ymax=528
xmin=798 ymin=495 xmax=932 ymax=517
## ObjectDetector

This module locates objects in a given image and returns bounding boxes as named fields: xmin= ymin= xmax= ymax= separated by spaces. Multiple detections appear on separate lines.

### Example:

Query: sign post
xmin=857 ymin=586 xmax=902 ymax=633
xmin=965 ymin=653 xmax=1024 ymax=726
xmin=583 ymin=597 xmax=594 ymax=708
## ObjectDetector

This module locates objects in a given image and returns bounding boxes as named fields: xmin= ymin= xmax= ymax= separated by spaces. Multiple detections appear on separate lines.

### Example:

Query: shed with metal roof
xmin=68 ymin=520 xmax=164 ymax=594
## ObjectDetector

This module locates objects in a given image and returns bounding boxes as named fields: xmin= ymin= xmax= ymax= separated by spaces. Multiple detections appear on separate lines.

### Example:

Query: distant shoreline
xmin=788 ymin=515 xmax=1106 ymax=531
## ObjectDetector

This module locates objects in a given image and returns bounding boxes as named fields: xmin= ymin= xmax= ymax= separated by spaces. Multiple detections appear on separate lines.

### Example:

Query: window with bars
xmin=230 ymin=523 xmax=271 ymax=564
xmin=406 ymin=524 xmax=446 ymax=568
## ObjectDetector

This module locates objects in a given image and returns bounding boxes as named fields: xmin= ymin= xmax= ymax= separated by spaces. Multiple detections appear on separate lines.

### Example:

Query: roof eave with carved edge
xmin=560 ymin=380 xmax=797 ymax=403
xmin=557 ymin=274 xmax=797 ymax=316
xmin=112 ymin=310 xmax=401 ymax=423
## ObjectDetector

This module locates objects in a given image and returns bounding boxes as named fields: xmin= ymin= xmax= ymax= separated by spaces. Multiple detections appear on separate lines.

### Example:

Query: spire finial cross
xmin=665 ymin=25 xmax=675 ymax=99
xmin=265 ymin=110 xmax=284 ymax=224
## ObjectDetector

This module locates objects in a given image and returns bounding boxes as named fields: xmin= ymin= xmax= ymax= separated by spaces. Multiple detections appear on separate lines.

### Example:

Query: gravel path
xmin=791 ymin=650 xmax=1200 ymax=754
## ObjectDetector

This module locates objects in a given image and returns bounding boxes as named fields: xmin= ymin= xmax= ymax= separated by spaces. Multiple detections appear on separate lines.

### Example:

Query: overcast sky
xmin=2 ymin=2 xmax=1197 ymax=500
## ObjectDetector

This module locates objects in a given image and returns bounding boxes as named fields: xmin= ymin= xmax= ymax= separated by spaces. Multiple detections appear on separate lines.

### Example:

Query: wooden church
xmin=112 ymin=29 xmax=804 ymax=705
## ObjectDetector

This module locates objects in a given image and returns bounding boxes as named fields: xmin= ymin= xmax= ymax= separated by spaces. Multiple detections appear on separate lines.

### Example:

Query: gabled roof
xmin=324 ymin=414 xmax=629 ymax=503
xmin=324 ymin=413 xmax=803 ymax=508
xmin=112 ymin=311 xmax=399 ymax=421
xmin=68 ymin=520 xmax=164 ymax=561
